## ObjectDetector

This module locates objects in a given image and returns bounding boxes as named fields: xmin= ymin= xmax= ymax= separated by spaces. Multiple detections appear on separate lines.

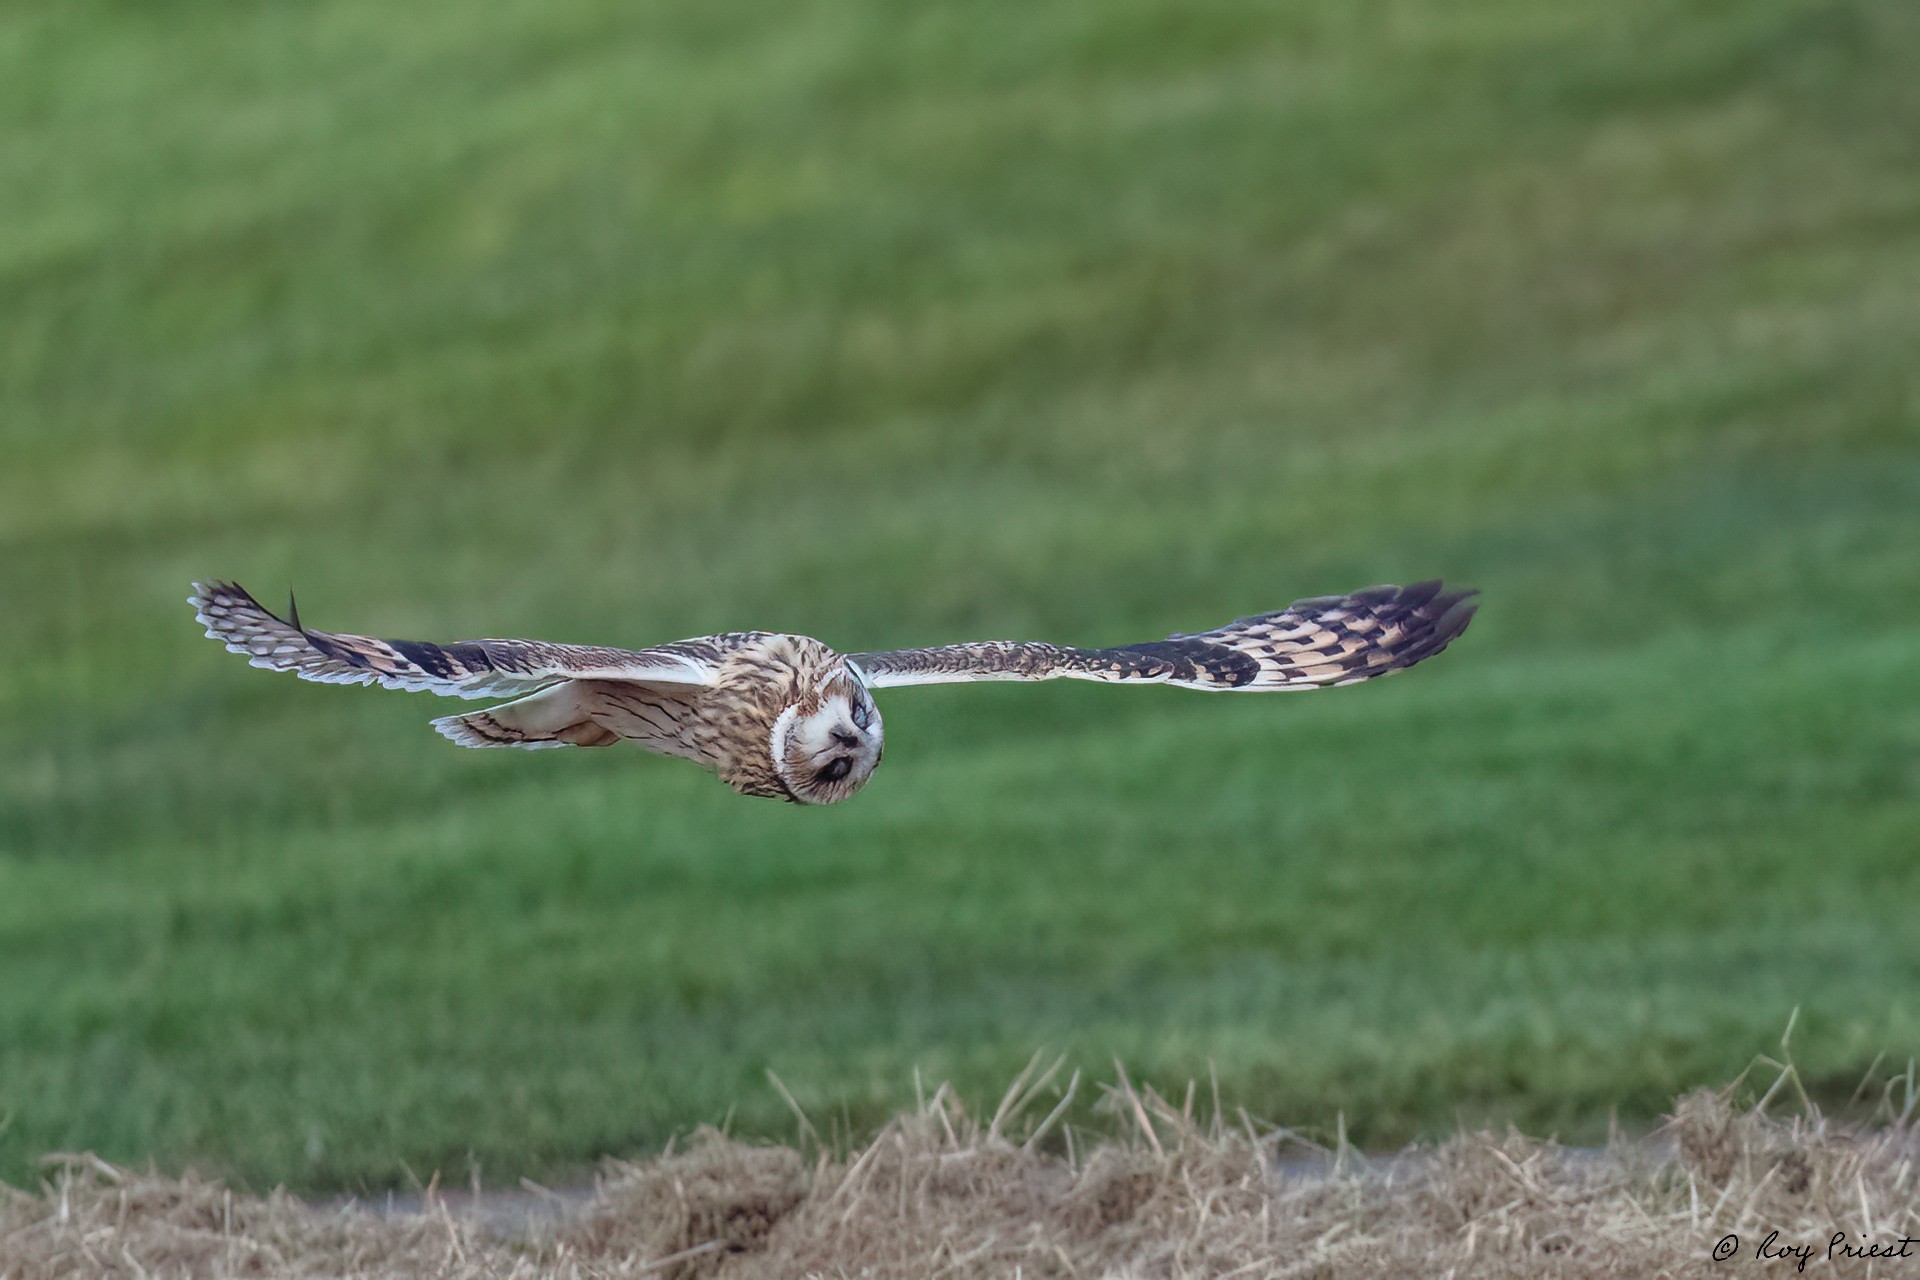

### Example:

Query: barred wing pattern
xmin=190 ymin=581 xmax=737 ymax=700
xmin=850 ymin=581 xmax=1477 ymax=692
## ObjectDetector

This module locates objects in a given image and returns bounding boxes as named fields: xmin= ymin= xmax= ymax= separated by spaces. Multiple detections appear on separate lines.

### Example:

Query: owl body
xmin=190 ymin=578 xmax=1476 ymax=805
xmin=429 ymin=632 xmax=883 ymax=803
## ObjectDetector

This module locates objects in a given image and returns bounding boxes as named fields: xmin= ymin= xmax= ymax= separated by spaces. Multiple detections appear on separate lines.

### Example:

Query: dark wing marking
xmin=190 ymin=581 xmax=743 ymax=700
xmin=850 ymin=581 xmax=1478 ymax=692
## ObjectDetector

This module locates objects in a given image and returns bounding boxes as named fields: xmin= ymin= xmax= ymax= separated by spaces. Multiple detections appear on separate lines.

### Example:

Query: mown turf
xmin=2 ymin=0 xmax=1917 ymax=1192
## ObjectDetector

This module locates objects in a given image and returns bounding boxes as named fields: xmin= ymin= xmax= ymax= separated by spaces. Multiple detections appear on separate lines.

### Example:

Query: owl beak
xmin=830 ymin=728 xmax=859 ymax=748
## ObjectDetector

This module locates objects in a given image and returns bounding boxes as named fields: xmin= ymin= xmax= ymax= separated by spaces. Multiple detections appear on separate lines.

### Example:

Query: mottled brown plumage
xmin=190 ymin=578 xmax=1476 ymax=805
xmin=848 ymin=581 xmax=1477 ymax=690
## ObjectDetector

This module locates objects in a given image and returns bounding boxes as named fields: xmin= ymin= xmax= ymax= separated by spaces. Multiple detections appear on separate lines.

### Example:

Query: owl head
xmin=771 ymin=668 xmax=884 ymax=805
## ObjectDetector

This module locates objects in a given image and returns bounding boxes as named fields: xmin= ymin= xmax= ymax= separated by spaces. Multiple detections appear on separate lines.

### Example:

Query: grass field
xmin=3 ymin=0 xmax=1918 ymax=1193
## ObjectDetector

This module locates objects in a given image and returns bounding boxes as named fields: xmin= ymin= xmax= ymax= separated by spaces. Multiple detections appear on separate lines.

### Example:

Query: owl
xmin=191 ymin=579 xmax=1477 ymax=805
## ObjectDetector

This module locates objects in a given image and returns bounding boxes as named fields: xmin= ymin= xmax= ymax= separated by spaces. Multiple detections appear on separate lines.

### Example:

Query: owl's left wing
xmin=850 ymin=581 xmax=1477 ymax=692
xmin=191 ymin=581 xmax=737 ymax=699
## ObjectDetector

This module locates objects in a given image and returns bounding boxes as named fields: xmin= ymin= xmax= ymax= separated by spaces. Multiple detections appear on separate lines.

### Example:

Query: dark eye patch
xmin=819 ymin=757 xmax=853 ymax=783
xmin=850 ymin=700 xmax=872 ymax=730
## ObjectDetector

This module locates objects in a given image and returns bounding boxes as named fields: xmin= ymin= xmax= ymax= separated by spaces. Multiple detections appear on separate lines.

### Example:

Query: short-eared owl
xmin=191 ymin=580 xmax=1477 ymax=805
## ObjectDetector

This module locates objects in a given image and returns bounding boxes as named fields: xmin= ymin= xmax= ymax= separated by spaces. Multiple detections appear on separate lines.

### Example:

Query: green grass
xmin=3 ymin=0 xmax=1919 ymax=1192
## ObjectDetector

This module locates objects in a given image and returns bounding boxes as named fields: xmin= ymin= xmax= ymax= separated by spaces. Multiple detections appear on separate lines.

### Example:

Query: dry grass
xmin=6 ymin=1060 xmax=1919 ymax=1279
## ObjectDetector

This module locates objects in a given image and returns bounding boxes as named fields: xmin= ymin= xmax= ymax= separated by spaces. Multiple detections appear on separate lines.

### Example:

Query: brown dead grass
xmin=5 ymin=1060 xmax=1919 ymax=1279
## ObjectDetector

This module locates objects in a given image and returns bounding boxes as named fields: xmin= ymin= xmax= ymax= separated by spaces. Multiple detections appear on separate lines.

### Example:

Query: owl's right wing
xmin=190 ymin=581 xmax=745 ymax=700
xmin=850 ymin=581 xmax=1477 ymax=692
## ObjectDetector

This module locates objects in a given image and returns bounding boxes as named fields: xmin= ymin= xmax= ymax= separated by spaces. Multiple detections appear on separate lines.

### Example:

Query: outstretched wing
xmin=190 ymin=581 xmax=740 ymax=700
xmin=850 ymin=581 xmax=1477 ymax=692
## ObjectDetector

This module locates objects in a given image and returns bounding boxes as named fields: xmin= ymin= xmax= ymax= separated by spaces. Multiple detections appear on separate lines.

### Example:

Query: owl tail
xmin=431 ymin=685 xmax=617 ymax=749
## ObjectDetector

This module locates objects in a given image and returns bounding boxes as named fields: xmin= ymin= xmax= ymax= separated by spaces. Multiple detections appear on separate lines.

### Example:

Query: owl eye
xmin=850 ymin=700 xmax=872 ymax=730
xmin=819 ymin=757 xmax=853 ymax=783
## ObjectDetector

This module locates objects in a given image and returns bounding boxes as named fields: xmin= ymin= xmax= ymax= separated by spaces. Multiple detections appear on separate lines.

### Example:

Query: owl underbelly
xmin=580 ymin=678 xmax=791 ymax=797
xmin=575 ymin=681 xmax=720 ymax=764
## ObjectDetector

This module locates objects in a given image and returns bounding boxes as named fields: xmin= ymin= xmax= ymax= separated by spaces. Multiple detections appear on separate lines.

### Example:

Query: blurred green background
xmin=3 ymin=0 xmax=1918 ymax=1192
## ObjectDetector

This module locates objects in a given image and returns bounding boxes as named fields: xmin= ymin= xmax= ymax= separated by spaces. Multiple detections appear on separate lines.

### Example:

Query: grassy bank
xmin=5 ymin=1069 xmax=1916 ymax=1278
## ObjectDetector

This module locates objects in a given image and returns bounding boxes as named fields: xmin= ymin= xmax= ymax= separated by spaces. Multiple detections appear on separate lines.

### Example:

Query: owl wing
xmin=849 ymin=581 xmax=1477 ymax=692
xmin=190 ymin=581 xmax=740 ymax=700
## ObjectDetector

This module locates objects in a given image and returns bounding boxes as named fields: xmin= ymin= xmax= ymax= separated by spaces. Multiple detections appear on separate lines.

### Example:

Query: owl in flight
xmin=191 ymin=580 xmax=1477 ymax=805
